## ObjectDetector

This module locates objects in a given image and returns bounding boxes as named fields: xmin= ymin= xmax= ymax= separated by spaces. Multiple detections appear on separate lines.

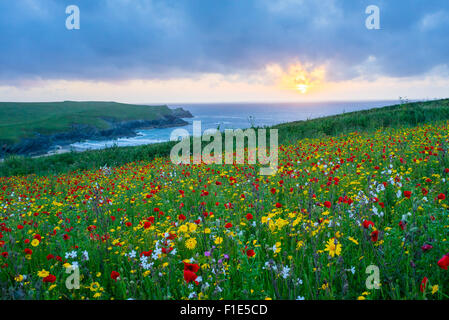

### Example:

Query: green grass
xmin=1 ymin=99 xmax=448 ymax=177
xmin=0 ymin=101 xmax=173 ymax=144
xmin=275 ymin=99 xmax=449 ymax=145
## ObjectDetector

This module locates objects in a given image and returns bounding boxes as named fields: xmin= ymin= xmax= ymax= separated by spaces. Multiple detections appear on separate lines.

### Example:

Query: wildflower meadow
xmin=1 ymin=121 xmax=449 ymax=300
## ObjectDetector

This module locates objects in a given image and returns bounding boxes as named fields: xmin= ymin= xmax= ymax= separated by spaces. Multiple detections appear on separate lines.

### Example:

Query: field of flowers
xmin=1 ymin=121 xmax=449 ymax=300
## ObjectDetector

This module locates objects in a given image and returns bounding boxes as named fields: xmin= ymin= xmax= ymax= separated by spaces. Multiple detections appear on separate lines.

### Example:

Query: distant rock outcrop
xmin=171 ymin=108 xmax=194 ymax=118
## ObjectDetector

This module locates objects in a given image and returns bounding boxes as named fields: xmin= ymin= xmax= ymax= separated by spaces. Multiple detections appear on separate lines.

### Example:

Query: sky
xmin=0 ymin=0 xmax=448 ymax=103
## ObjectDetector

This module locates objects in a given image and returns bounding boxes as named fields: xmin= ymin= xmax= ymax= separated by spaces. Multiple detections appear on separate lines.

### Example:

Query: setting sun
xmin=296 ymin=84 xmax=309 ymax=93
xmin=269 ymin=63 xmax=325 ymax=95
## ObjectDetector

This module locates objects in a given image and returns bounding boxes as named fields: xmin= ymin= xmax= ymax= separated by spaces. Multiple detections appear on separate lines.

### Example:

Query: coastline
xmin=1 ymin=115 xmax=192 ymax=158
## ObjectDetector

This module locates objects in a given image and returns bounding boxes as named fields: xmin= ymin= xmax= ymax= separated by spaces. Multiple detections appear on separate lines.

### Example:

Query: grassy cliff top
xmin=275 ymin=98 xmax=449 ymax=145
xmin=0 ymin=101 xmax=173 ymax=144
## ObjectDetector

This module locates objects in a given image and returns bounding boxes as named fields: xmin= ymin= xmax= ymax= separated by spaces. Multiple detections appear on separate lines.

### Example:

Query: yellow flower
xmin=93 ymin=292 xmax=102 ymax=298
xmin=185 ymin=237 xmax=197 ymax=250
xmin=348 ymin=237 xmax=359 ymax=245
xmin=357 ymin=296 xmax=366 ymax=300
xmin=37 ymin=269 xmax=50 ymax=278
xmin=188 ymin=223 xmax=197 ymax=232
xmin=49 ymin=284 xmax=57 ymax=291
xmin=14 ymin=275 xmax=24 ymax=282
xmin=214 ymin=237 xmax=223 ymax=245
xmin=273 ymin=241 xmax=282 ymax=253
xmin=432 ymin=285 xmax=439 ymax=295
xmin=324 ymin=238 xmax=342 ymax=257
xmin=31 ymin=239 xmax=40 ymax=247
xmin=90 ymin=282 xmax=100 ymax=292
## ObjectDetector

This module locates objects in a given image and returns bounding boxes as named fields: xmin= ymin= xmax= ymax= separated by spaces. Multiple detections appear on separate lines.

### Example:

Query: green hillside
xmin=275 ymin=98 xmax=449 ymax=145
xmin=0 ymin=101 xmax=172 ymax=144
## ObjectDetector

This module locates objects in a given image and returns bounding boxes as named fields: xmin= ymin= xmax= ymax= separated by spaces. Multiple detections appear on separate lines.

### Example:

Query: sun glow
xmin=296 ymin=84 xmax=309 ymax=93
xmin=267 ymin=63 xmax=325 ymax=94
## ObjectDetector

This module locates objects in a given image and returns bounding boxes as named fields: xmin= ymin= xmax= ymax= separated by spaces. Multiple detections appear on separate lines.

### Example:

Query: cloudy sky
xmin=0 ymin=0 xmax=448 ymax=103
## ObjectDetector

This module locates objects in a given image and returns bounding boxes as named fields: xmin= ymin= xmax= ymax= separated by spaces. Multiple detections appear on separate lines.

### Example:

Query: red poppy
xmin=110 ymin=271 xmax=120 ymax=281
xmin=437 ymin=254 xmax=449 ymax=270
xmin=143 ymin=221 xmax=152 ymax=229
xmin=246 ymin=213 xmax=253 ymax=220
xmin=161 ymin=247 xmax=173 ymax=254
xmin=46 ymin=254 xmax=55 ymax=260
xmin=184 ymin=262 xmax=200 ymax=273
xmin=404 ymin=191 xmax=412 ymax=199
xmin=183 ymin=270 xmax=198 ymax=283
xmin=422 ymin=188 xmax=428 ymax=196
xmin=178 ymin=214 xmax=186 ymax=221
xmin=246 ymin=249 xmax=256 ymax=257
xmin=1 ymin=252 xmax=8 ymax=258
xmin=323 ymin=201 xmax=332 ymax=208
xmin=399 ymin=220 xmax=406 ymax=231
xmin=125 ymin=222 xmax=132 ymax=227
xmin=421 ymin=244 xmax=433 ymax=252
xmin=370 ymin=230 xmax=379 ymax=242
xmin=43 ymin=274 xmax=56 ymax=283
xmin=63 ymin=234 xmax=70 ymax=240
xmin=24 ymin=248 xmax=32 ymax=255
xmin=140 ymin=250 xmax=152 ymax=257
xmin=438 ymin=193 xmax=446 ymax=200
xmin=420 ymin=277 xmax=428 ymax=293
xmin=362 ymin=220 xmax=374 ymax=229
xmin=224 ymin=222 xmax=233 ymax=229
xmin=271 ymin=188 xmax=276 ymax=194
xmin=275 ymin=202 xmax=282 ymax=208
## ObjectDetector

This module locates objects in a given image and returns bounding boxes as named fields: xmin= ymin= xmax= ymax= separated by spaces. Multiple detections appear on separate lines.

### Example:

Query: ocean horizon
xmin=70 ymin=100 xmax=400 ymax=151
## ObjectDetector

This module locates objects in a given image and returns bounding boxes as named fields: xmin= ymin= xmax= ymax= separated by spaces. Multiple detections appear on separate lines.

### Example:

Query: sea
xmin=69 ymin=100 xmax=398 ymax=152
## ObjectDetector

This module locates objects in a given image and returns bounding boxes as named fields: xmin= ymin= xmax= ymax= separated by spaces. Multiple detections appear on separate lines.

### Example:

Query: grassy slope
xmin=275 ymin=99 xmax=449 ymax=145
xmin=1 ymin=99 xmax=448 ymax=177
xmin=0 ymin=101 xmax=172 ymax=144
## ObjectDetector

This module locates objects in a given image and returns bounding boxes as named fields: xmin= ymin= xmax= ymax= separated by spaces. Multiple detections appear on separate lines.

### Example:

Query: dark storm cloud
xmin=0 ymin=0 xmax=448 ymax=83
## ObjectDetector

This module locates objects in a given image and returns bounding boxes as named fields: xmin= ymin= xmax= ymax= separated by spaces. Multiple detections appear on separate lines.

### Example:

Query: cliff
xmin=0 ymin=101 xmax=193 ymax=157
